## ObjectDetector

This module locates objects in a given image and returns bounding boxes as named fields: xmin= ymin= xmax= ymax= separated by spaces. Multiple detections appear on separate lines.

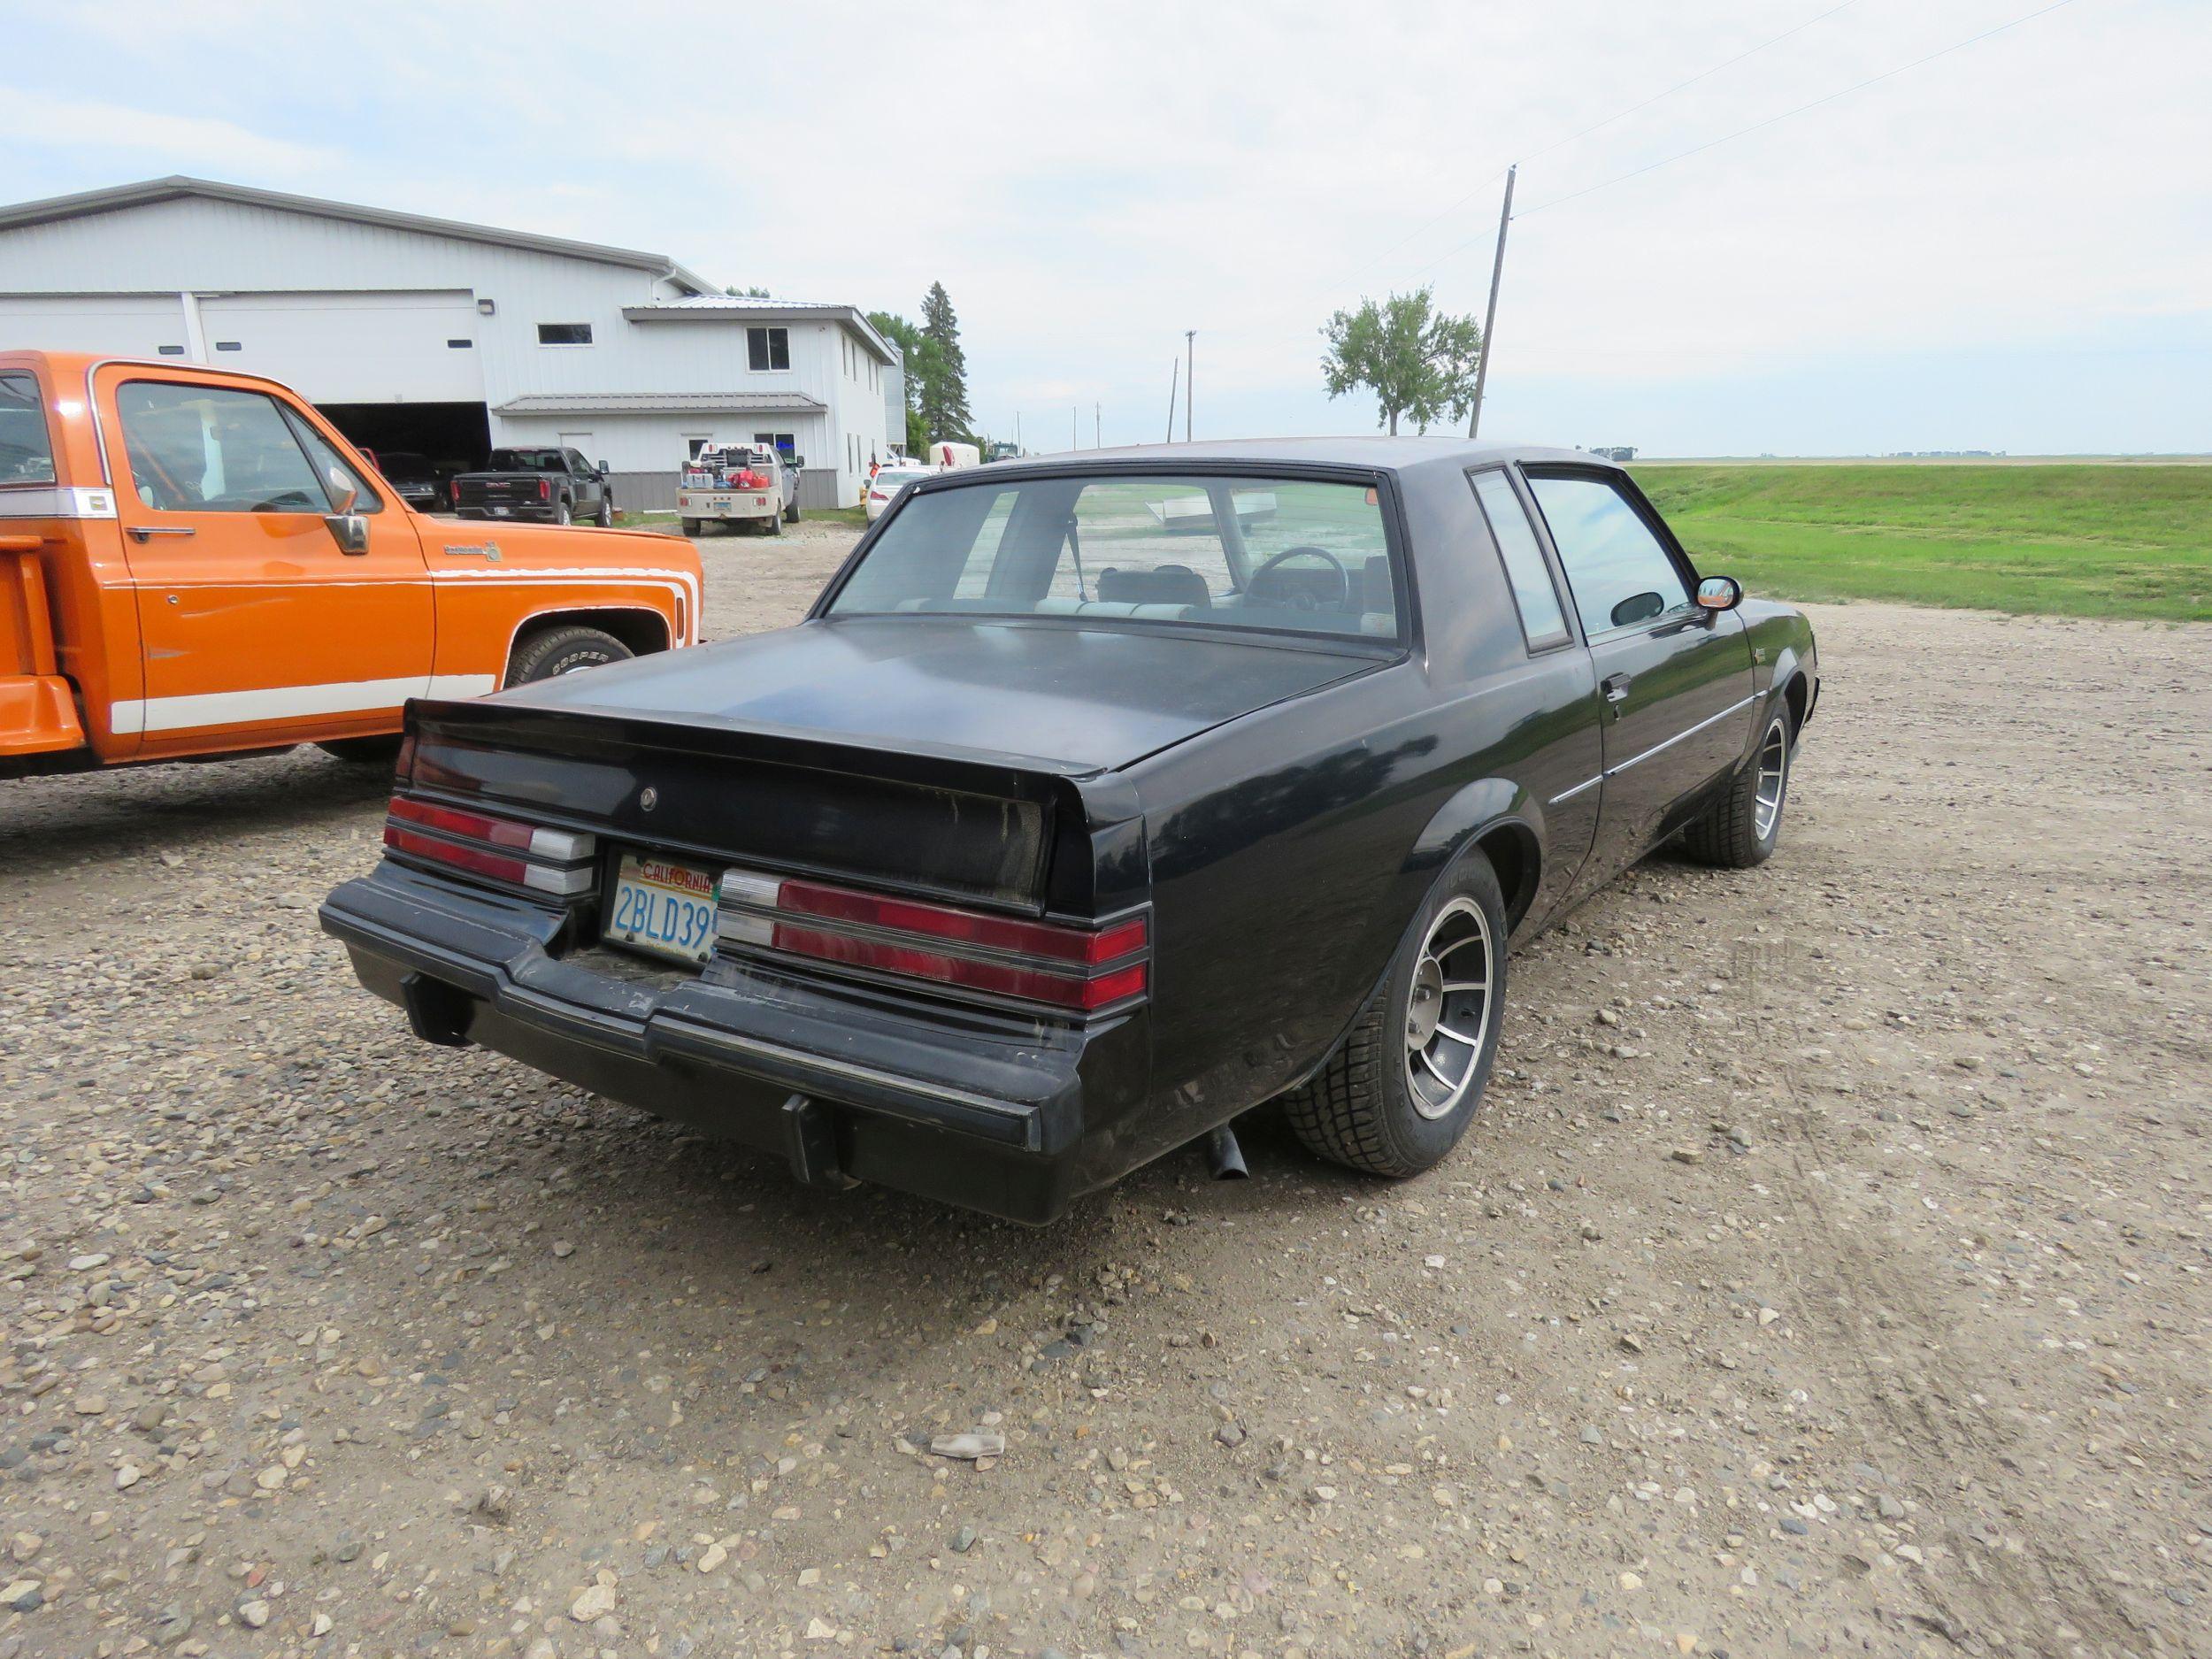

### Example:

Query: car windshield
xmin=488 ymin=449 xmax=564 ymax=471
xmin=828 ymin=472 xmax=1399 ymax=641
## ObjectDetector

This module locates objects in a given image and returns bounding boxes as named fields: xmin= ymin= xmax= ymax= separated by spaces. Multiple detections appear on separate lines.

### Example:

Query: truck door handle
xmin=1602 ymin=673 xmax=1632 ymax=703
xmin=127 ymin=526 xmax=195 ymax=542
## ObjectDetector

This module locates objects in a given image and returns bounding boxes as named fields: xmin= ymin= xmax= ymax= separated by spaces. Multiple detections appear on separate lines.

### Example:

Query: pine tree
xmin=917 ymin=281 xmax=972 ymax=442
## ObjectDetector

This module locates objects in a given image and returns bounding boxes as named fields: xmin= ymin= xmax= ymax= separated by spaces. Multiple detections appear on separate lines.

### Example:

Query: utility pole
xmin=1094 ymin=403 xmax=1102 ymax=448
xmin=1184 ymin=330 xmax=1195 ymax=442
xmin=1014 ymin=411 xmax=1021 ymax=454
xmin=1468 ymin=164 xmax=1516 ymax=441
xmin=1071 ymin=407 xmax=1078 ymax=449
xmin=1164 ymin=358 xmax=1179 ymax=443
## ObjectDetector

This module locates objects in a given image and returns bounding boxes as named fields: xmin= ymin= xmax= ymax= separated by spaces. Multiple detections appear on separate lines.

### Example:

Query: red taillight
xmin=718 ymin=868 xmax=1148 ymax=1013
xmin=869 ymin=489 xmax=887 ymax=501
xmin=538 ymin=478 xmax=550 ymax=500
xmin=449 ymin=480 xmax=461 ymax=504
xmin=383 ymin=795 xmax=596 ymax=896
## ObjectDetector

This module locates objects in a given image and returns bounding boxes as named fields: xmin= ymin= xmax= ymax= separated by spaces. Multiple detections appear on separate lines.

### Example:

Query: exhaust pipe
xmin=1206 ymin=1124 xmax=1249 ymax=1181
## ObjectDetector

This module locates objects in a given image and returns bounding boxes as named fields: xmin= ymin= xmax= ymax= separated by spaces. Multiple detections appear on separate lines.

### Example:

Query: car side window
xmin=279 ymin=406 xmax=383 ymax=513
xmin=1468 ymin=469 xmax=1571 ymax=651
xmin=117 ymin=380 xmax=330 ymax=514
xmin=0 ymin=373 xmax=57 ymax=486
xmin=1524 ymin=472 xmax=1691 ymax=637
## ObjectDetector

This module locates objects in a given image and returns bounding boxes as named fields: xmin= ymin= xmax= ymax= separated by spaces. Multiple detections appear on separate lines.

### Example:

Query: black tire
xmin=506 ymin=624 xmax=632 ymax=686
xmin=784 ymin=498 xmax=801 ymax=524
xmin=595 ymin=495 xmax=614 ymax=526
xmin=552 ymin=497 xmax=572 ymax=526
xmin=769 ymin=509 xmax=786 ymax=536
xmin=317 ymin=735 xmax=404 ymax=766
xmin=1283 ymin=852 xmax=1507 ymax=1179
xmin=1682 ymin=703 xmax=1793 ymax=868
xmin=679 ymin=517 xmax=701 ymax=537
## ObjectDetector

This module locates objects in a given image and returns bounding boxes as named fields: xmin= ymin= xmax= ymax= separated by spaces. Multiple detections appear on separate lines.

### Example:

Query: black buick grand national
xmin=322 ymin=440 xmax=1818 ymax=1223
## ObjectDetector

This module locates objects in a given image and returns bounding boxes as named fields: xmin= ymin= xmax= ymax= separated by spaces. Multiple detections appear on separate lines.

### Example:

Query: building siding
xmin=0 ymin=191 xmax=892 ymax=507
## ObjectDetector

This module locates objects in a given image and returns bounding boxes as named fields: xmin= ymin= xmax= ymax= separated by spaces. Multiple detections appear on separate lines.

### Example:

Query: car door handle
xmin=127 ymin=526 xmax=195 ymax=542
xmin=1602 ymin=673 xmax=1632 ymax=703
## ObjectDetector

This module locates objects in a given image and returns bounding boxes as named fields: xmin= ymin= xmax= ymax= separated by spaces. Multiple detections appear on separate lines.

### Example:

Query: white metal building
xmin=0 ymin=176 xmax=894 ymax=509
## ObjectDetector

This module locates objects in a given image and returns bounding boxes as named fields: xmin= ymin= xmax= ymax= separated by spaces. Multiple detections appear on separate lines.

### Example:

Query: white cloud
xmin=1 ymin=89 xmax=336 ymax=179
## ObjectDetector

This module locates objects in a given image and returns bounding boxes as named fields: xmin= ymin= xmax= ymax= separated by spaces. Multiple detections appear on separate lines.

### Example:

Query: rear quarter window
xmin=0 ymin=373 xmax=57 ymax=487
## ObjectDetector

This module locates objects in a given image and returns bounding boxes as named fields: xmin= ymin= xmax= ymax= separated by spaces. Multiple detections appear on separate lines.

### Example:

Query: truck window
xmin=116 ymin=381 xmax=333 ymax=515
xmin=279 ymin=405 xmax=383 ymax=513
xmin=0 ymin=373 xmax=57 ymax=487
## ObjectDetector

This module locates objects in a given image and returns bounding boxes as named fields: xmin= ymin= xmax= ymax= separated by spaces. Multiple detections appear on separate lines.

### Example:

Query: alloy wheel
xmin=1402 ymin=897 xmax=1494 ymax=1120
xmin=1755 ymin=717 xmax=1790 ymax=841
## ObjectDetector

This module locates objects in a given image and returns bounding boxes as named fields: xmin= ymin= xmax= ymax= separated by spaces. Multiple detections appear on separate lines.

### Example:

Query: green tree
xmin=917 ymin=281 xmax=972 ymax=442
xmin=866 ymin=310 xmax=925 ymax=419
xmin=1319 ymin=287 xmax=1483 ymax=435
xmin=725 ymin=285 xmax=771 ymax=298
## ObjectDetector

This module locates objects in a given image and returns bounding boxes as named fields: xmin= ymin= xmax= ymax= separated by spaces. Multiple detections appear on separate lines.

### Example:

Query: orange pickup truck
xmin=0 ymin=351 xmax=702 ymax=777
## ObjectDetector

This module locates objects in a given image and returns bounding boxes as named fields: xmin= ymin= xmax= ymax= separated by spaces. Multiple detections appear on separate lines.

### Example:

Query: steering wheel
xmin=1248 ymin=545 xmax=1349 ymax=611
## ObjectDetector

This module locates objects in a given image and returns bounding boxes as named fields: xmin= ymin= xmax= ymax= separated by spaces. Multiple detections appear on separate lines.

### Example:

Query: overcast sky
xmin=4 ymin=0 xmax=2204 ymax=455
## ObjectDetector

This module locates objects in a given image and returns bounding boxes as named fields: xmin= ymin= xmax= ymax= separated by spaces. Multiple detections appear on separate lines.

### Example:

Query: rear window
xmin=488 ymin=449 xmax=565 ymax=472
xmin=830 ymin=472 xmax=1399 ymax=641
xmin=0 ymin=373 xmax=56 ymax=487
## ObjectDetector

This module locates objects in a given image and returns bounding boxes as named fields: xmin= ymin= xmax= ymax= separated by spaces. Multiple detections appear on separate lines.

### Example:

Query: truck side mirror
xmin=597 ymin=460 xmax=610 ymax=476
xmin=324 ymin=510 xmax=370 ymax=554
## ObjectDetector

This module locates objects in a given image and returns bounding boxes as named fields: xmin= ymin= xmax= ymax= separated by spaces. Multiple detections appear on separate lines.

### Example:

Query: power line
xmin=1516 ymin=0 xmax=2085 ymax=219
xmin=1312 ymin=0 xmax=1864 ymax=298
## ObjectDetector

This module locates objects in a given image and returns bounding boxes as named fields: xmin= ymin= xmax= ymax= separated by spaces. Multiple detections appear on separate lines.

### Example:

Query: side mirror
xmin=788 ymin=454 xmax=804 ymax=470
xmin=596 ymin=460 xmax=610 ymax=476
xmin=326 ymin=470 xmax=358 ymax=517
xmin=324 ymin=511 xmax=370 ymax=554
xmin=1695 ymin=575 xmax=1744 ymax=611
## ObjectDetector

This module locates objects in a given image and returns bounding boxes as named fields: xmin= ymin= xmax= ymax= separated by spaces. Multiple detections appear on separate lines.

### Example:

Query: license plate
xmin=710 ymin=496 xmax=733 ymax=510
xmin=603 ymin=854 xmax=720 ymax=966
xmin=490 ymin=505 xmax=511 ymax=517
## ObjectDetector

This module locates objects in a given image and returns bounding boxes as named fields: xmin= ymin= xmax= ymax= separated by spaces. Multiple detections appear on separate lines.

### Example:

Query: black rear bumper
xmin=320 ymin=864 xmax=1132 ymax=1223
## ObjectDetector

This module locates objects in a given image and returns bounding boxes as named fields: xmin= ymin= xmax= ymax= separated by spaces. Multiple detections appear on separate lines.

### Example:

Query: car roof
xmin=964 ymin=434 xmax=1612 ymax=482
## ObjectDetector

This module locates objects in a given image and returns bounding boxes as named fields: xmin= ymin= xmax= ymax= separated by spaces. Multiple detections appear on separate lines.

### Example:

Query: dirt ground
xmin=0 ymin=519 xmax=2205 ymax=1659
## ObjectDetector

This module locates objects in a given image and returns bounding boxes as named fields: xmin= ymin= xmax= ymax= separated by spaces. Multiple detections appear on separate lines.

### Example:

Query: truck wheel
xmin=595 ymin=495 xmax=614 ymax=526
xmin=506 ymin=625 xmax=633 ymax=685
xmin=553 ymin=498 xmax=572 ymax=526
xmin=1682 ymin=706 xmax=1792 ymax=868
xmin=680 ymin=517 xmax=701 ymax=537
xmin=317 ymin=735 xmax=404 ymax=766
xmin=1282 ymin=851 xmax=1506 ymax=1179
xmin=785 ymin=499 xmax=802 ymax=523
xmin=769 ymin=509 xmax=786 ymax=536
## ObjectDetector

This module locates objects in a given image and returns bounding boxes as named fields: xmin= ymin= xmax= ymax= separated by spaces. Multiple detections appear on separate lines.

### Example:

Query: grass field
xmin=1633 ymin=465 xmax=2212 ymax=622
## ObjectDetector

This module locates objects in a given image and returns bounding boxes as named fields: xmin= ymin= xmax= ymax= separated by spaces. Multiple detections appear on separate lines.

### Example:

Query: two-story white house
xmin=0 ymin=176 xmax=894 ymax=510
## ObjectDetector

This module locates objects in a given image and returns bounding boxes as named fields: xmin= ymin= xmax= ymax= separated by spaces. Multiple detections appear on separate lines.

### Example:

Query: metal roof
xmin=621 ymin=296 xmax=897 ymax=363
xmin=0 ymin=176 xmax=717 ymax=295
xmin=492 ymin=392 xmax=828 ymax=416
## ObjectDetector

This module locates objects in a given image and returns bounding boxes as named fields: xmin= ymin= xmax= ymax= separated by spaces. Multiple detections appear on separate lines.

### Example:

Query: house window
xmin=537 ymin=322 xmax=593 ymax=346
xmin=747 ymin=326 xmax=790 ymax=372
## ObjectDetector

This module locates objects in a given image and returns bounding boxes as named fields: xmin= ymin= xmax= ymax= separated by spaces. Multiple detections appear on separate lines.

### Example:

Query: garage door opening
xmin=319 ymin=401 xmax=492 ymax=484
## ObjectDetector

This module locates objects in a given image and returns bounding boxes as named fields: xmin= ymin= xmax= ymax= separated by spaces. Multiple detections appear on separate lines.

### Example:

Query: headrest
xmin=1094 ymin=564 xmax=1212 ymax=608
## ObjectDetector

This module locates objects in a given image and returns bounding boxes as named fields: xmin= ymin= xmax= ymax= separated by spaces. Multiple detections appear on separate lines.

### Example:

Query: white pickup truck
xmin=677 ymin=445 xmax=802 ymax=536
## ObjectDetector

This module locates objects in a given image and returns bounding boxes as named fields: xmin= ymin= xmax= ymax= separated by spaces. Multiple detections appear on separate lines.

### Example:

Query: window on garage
xmin=747 ymin=327 xmax=791 ymax=372
xmin=0 ymin=373 xmax=57 ymax=487
xmin=683 ymin=434 xmax=713 ymax=460
xmin=536 ymin=322 xmax=594 ymax=346
xmin=753 ymin=431 xmax=797 ymax=460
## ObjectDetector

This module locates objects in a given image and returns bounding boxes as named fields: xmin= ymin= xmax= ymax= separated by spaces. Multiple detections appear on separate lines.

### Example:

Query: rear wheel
xmin=679 ymin=517 xmax=702 ymax=537
xmin=769 ymin=509 xmax=786 ymax=536
xmin=785 ymin=497 xmax=801 ymax=524
xmin=506 ymin=624 xmax=632 ymax=686
xmin=1283 ymin=852 xmax=1506 ymax=1178
xmin=1683 ymin=705 xmax=1792 ymax=868
xmin=317 ymin=735 xmax=403 ymax=766
xmin=553 ymin=498 xmax=572 ymax=526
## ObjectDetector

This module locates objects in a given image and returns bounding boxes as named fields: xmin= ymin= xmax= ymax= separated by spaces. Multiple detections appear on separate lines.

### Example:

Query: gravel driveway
xmin=1 ymin=523 xmax=2205 ymax=1659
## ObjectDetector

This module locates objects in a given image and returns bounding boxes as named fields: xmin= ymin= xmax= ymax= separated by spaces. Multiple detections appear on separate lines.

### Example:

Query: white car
xmin=864 ymin=466 xmax=935 ymax=522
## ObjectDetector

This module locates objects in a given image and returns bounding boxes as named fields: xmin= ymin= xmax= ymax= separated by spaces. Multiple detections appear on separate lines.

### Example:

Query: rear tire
xmin=553 ymin=498 xmax=572 ymax=526
xmin=679 ymin=517 xmax=701 ymax=536
xmin=770 ymin=509 xmax=786 ymax=536
xmin=317 ymin=735 xmax=404 ymax=765
xmin=785 ymin=499 xmax=801 ymax=524
xmin=1283 ymin=852 xmax=1507 ymax=1179
xmin=1683 ymin=705 xmax=1792 ymax=868
xmin=506 ymin=624 xmax=632 ymax=686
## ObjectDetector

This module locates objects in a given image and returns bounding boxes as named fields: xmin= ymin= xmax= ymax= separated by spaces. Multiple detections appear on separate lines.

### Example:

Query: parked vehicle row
xmin=0 ymin=352 xmax=700 ymax=776
xmin=323 ymin=437 xmax=1818 ymax=1225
